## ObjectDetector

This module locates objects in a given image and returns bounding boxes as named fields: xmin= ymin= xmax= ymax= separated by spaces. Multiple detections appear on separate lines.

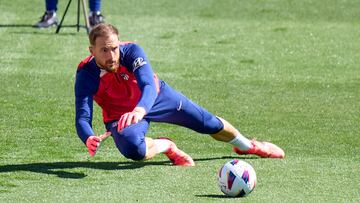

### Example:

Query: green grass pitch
xmin=0 ymin=0 xmax=359 ymax=202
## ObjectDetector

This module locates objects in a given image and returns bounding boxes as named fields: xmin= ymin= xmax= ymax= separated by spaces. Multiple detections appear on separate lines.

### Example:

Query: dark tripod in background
xmin=56 ymin=0 xmax=91 ymax=34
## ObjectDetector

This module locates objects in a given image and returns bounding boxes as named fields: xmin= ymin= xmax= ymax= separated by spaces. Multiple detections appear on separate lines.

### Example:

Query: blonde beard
xmin=97 ymin=62 xmax=119 ymax=73
xmin=104 ymin=66 xmax=118 ymax=73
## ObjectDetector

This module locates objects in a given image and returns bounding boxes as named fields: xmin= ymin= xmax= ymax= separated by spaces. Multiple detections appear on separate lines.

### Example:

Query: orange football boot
xmin=233 ymin=140 xmax=285 ymax=159
xmin=161 ymin=138 xmax=195 ymax=166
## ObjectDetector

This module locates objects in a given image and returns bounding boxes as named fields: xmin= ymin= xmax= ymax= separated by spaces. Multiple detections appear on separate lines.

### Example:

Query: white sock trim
xmin=46 ymin=10 xmax=56 ymax=16
xmin=228 ymin=134 xmax=252 ymax=151
xmin=89 ymin=11 xmax=101 ymax=16
xmin=153 ymin=139 xmax=172 ymax=154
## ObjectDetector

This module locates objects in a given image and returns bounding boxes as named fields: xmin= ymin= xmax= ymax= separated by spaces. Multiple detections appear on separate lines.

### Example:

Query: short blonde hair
xmin=89 ymin=23 xmax=119 ymax=45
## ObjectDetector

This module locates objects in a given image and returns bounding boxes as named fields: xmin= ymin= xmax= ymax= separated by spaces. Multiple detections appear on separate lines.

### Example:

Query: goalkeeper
xmin=75 ymin=23 xmax=285 ymax=166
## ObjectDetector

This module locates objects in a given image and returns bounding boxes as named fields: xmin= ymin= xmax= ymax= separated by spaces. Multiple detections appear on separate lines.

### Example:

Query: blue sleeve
xmin=74 ymin=69 xmax=98 ymax=144
xmin=123 ymin=44 xmax=157 ymax=113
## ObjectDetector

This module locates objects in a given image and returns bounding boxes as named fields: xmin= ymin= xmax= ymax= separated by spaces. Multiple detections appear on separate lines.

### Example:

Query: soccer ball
xmin=218 ymin=159 xmax=257 ymax=197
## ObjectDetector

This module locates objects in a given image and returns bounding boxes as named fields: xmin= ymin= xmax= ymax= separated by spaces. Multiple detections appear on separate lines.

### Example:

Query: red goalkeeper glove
xmin=85 ymin=132 xmax=111 ymax=157
xmin=86 ymin=136 xmax=101 ymax=157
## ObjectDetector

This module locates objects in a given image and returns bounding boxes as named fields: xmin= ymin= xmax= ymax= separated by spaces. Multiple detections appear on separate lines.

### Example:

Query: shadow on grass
xmin=0 ymin=24 xmax=34 ymax=28
xmin=0 ymin=24 xmax=82 ymax=35
xmin=194 ymin=156 xmax=258 ymax=162
xmin=0 ymin=161 xmax=165 ymax=179
xmin=9 ymin=31 xmax=77 ymax=36
xmin=195 ymin=194 xmax=236 ymax=199
xmin=0 ymin=155 xmax=253 ymax=179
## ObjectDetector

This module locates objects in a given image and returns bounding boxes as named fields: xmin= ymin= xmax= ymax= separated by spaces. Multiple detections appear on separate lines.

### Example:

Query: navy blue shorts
xmin=105 ymin=81 xmax=224 ymax=160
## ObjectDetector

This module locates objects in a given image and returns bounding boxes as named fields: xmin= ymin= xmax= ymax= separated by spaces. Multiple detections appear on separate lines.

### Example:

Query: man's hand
xmin=86 ymin=136 xmax=101 ymax=157
xmin=85 ymin=132 xmax=111 ymax=157
xmin=117 ymin=107 xmax=146 ymax=132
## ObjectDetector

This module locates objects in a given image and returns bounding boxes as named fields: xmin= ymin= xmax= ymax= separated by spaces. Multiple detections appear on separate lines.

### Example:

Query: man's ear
xmin=89 ymin=45 xmax=93 ymax=55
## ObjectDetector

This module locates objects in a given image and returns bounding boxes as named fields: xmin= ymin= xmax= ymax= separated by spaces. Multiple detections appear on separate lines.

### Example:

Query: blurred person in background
xmin=34 ymin=0 xmax=104 ymax=28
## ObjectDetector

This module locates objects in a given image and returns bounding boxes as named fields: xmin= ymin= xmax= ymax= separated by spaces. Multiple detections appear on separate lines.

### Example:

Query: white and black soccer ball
xmin=218 ymin=159 xmax=257 ymax=197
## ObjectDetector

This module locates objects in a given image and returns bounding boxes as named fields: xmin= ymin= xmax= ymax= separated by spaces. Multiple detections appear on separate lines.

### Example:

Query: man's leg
xmin=46 ymin=0 xmax=58 ymax=11
xmin=145 ymin=137 xmax=195 ymax=166
xmin=210 ymin=117 xmax=252 ymax=149
xmin=34 ymin=0 xmax=58 ymax=28
xmin=107 ymin=120 xmax=194 ymax=166
xmin=88 ymin=0 xmax=101 ymax=13
xmin=88 ymin=0 xmax=104 ymax=27
xmin=211 ymin=117 xmax=285 ymax=158
xmin=147 ymin=82 xmax=284 ymax=159
xmin=108 ymin=120 xmax=148 ymax=161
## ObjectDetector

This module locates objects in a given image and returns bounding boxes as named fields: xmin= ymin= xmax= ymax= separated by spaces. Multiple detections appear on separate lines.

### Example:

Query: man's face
xmin=90 ymin=34 xmax=120 ymax=72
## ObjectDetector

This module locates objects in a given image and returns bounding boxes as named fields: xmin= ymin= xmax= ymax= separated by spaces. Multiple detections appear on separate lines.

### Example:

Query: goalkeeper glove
xmin=86 ymin=136 xmax=101 ymax=157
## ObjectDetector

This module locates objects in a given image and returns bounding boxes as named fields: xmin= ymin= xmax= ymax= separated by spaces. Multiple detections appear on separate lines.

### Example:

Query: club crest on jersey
xmin=120 ymin=73 xmax=129 ymax=80
xmin=132 ymin=57 xmax=147 ymax=71
xmin=111 ymin=122 xmax=118 ymax=128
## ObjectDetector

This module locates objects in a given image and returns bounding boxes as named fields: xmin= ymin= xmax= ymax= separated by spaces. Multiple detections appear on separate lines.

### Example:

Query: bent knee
xmin=121 ymin=143 xmax=146 ymax=161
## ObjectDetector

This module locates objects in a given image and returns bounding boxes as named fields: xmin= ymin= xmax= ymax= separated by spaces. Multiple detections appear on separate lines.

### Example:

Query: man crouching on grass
xmin=74 ymin=23 xmax=285 ymax=166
